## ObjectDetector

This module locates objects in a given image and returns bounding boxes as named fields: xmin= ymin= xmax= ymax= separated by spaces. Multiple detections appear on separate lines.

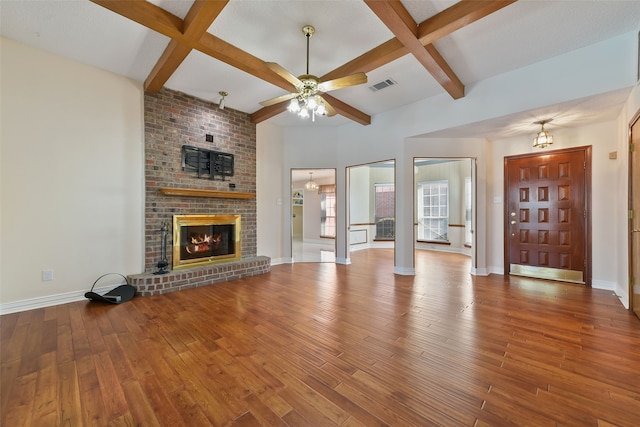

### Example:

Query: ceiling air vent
xmin=369 ymin=78 xmax=397 ymax=92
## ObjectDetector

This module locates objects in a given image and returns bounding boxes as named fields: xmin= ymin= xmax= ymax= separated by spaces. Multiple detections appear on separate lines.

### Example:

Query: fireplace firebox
xmin=172 ymin=214 xmax=241 ymax=270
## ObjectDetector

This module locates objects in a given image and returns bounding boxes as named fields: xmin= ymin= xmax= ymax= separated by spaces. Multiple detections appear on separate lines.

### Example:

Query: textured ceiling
xmin=1 ymin=0 xmax=640 ymax=133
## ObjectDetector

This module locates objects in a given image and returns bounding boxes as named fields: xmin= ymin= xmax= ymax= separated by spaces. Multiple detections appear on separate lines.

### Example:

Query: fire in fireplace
xmin=172 ymin=214 xmax=241 ymax=269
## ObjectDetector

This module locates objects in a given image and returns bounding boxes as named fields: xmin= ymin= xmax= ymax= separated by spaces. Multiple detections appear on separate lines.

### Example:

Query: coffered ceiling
xmin=2 ymin=0 xmax=640 ymax=133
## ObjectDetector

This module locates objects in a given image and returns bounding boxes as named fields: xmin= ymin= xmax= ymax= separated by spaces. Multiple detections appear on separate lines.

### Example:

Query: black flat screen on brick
xmin=182 ymin=145 xmax=234 ymax=180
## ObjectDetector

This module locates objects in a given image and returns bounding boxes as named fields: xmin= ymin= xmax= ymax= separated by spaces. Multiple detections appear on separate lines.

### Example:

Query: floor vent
xmin=369 ymin=78 xmax=397 ymax=92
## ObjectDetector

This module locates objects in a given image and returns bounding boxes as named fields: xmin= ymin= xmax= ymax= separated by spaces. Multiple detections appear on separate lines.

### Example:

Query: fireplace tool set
xmin=155 ymin=221 xmax=170 ymax=275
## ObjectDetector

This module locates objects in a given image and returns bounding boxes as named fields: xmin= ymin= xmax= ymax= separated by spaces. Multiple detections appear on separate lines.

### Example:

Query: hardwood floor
xmin=2 ymin=249 xmax=640 ymax=426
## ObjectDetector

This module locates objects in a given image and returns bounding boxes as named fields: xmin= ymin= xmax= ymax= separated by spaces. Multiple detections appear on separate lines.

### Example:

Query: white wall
xmin=256 ymin=123 xmax=286 ymax=263
xmin=0 ymin=38 xmax=144 ymax=312
xmin=348 ymin=166 xmax=370 ymax=224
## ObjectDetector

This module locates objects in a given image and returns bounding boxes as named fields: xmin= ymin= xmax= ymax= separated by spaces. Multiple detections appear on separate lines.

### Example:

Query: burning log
xmin=184 ymin=234 xmax=222 ymax=254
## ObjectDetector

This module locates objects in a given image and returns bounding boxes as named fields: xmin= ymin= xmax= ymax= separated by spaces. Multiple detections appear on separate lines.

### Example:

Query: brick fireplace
xmin=128 ymin=88 xmax=270 ymax=296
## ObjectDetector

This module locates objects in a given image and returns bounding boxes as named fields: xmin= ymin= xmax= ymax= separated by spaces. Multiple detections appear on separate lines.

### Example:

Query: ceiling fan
xmin=260 ymin=25 xmax=368 ymax=121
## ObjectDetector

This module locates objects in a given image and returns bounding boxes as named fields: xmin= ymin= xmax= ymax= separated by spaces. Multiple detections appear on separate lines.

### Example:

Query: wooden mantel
xmin=158 ymin=187 xmax=255 ymax=199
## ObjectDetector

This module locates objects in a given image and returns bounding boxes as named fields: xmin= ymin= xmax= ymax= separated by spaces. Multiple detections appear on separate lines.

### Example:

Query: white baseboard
xmin=269 ymin=257 xmax=291 ymax=266
xmin=591 ymin=279 xmax=616 ymax=291
xmin=615 ymin=290 xmax=630 ymax=309
xmin=394 ymin=266 xmax=415 ymax=275
xmin=335 ymin=257 xmax=351 ymax=265
xmin=0 ymin=285 xmax=116 ymax=315
xmin=488 ymin=266 xmax=505 ymax=275
xmin=470 ymin=267 xmax=489 ymax=276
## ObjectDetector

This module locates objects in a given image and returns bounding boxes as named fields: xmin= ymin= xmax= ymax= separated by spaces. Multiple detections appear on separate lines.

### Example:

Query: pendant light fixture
xmin=218 ymin=91 xmax=228 ymax=110
xmin=304 ymin=172 xmax=318 ymax=191
xmin=533 ymin=119 xmax=553 ymax=148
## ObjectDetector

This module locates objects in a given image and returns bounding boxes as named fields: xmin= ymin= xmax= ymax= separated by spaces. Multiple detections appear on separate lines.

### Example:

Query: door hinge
xmin=584 ymin=210 xmax=587 ymax=219
xmin=630 ymin=210 xmax=635 ymax=219
xmin=631 ymin=143 xmax=635 ymax=153
xmin=583 ymin=162 xmax=586 ymax=169
xmin=631 ymin=276 xmax=635 ymax=286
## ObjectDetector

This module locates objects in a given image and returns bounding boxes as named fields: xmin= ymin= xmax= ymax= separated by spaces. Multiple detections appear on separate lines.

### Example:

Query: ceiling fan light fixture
xmin=533 ymin=119 xmax=554 ymax=148
xmin=307 ymin=96 xmax=318 ymax=110
xmin=260 ymin=24 xmax=366 ymax=122
xmin=288 ymin=98 xmax=300 ymax=113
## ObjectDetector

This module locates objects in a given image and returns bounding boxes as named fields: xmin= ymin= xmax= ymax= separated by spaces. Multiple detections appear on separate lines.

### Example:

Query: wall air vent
xmin=369 ymin=78 xmax=397 ymax=92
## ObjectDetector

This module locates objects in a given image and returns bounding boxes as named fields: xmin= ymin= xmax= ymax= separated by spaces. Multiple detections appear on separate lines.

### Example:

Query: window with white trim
xmin=417 ymin=180 xmax=449 ymax=241
xmin=464 ymin=176 xmax=472 ymax=246
xmin=321 ymin=192 xmax=336 ymax=237
xmin=374 ymin=184 xmax=395 ymax=239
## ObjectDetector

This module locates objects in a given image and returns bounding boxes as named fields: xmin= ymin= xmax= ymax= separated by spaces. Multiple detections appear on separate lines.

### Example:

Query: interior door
xmin=630 ymin=112 xmax=640 ymax=319
xmin=505 ymin=147 xmax=591 ymax=285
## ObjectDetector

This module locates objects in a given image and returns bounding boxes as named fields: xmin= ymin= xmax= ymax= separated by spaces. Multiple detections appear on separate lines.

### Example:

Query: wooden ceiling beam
xmin=145 ymin=0 xmax=229 ymax=92
xmin=365 ymin=0 xmax=464 ymax=99
xmin=417 ymin=0 xmax=518 ymax=45
xmin=197 ymin=34 xmax=295 ymax=93
xmin=322 ymin=0 xmax=515 ymax=91
xmin=322 ymin=94 xmax=371 ymax=126
xmin=91 ymin=0 xmax=184 ymax=39
xmin=250 ymin=103 xmax=289 ymax=124
xmin=91 ymin=0 xmax=295 ymax=93
xmin=321 ymin=38 xmax=408 ymax=83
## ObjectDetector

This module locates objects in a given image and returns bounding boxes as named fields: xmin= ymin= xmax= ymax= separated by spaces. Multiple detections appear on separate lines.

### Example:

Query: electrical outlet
xmin=41 ymin=269 xmax=54 ymax=281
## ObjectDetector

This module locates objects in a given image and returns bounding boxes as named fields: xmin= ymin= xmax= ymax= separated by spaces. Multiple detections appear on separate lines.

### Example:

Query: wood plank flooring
xmin=2 ymin=249 xmax=640 ymax=426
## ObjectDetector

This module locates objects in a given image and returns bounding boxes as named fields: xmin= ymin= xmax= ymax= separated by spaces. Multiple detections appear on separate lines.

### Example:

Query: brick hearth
xmin=128 ymin=256 xmax=270 ymax=296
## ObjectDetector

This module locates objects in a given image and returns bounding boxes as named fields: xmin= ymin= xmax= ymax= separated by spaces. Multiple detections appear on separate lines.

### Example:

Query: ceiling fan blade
xmin=266 ymin=62 xmax=303 ymax=88
xmin=259 ymin=92 xmax=297 ymax=107
xmin=318 ymin=95 xmax=337 ymax=117
xmin=318 ymin=72 xmax=367 ymax=92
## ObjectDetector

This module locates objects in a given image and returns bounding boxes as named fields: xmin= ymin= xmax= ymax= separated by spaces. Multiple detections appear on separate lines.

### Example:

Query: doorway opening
xmin=413 ymin=158 xmax=476 ymax=270
xmin=347 ymin=160 xmax=396 ymax=264
xmin=291 ymin=168 xmax=336 ymax=263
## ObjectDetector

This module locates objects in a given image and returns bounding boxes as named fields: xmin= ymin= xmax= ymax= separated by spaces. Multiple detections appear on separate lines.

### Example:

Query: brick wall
xmin=143 ymin=88 xmax=257 ymax=273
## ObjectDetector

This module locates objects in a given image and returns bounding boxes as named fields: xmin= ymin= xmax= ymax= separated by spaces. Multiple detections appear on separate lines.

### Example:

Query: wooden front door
xmin=630 ymin=112 xmax=640 ymax=319
xmin=505 ymin=146 xmax=591 ymax=285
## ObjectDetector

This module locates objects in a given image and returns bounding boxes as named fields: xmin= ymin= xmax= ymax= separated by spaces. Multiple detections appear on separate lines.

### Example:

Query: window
xmin=375 ymin=184 xmax=395 ymax=239
xmin=417 ymin=180 xmax=448 ymax=241
xmin=321 ymin=191 xmax=336 ymax=237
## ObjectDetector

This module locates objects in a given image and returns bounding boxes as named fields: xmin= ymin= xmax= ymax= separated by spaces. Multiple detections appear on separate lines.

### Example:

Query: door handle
xmin=633 ymin=229 xmax=640 ymax=232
